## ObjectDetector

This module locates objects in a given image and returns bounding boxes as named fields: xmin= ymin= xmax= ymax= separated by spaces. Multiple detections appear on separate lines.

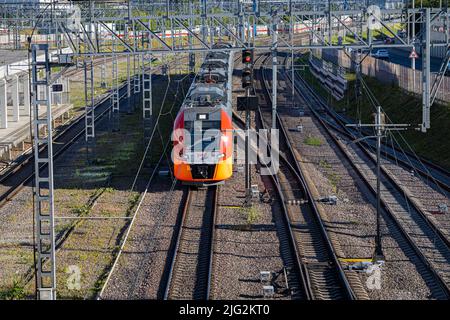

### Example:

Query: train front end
xmin=172 ymin=42 xmax=234 ymax=186
xmin=173 ymin=106 xmax=233 ymax=186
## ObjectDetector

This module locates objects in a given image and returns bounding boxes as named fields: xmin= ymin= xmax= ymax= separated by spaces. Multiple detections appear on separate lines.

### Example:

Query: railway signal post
xmin=271 ymin=11 xmax=278 ymax=130
xmin=242 ymin=48 xmax=255 ymax=204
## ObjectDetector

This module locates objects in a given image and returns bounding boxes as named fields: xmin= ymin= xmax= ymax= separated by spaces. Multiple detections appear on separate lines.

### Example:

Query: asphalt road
xmin=372 ymin=47 xmax=443 ymax=72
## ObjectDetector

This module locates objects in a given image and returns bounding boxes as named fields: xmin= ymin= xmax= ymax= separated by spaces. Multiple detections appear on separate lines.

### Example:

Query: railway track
xmin=283 ymin=54 xmax=450 ymax=193
xmin=241 ymin=53 xmax=357 ymax=300
xmin=0 ymin=80 xmax=128 ymax=208
xmin=0 ymin=59 xmax=177 ymax=209
xmin=163 ymin=186 xmax=218 ymax=300
xmin=0 ymin=60 xmax=181 ymax=297
xmin=276 ymin=54 xmax=450 ymax=298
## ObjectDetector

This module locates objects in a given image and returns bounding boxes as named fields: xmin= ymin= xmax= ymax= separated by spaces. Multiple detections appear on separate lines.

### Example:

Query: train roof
xmin=202 ymin=59 xmax=228 ymax=68
xmin=206 ymin=51 xmax=230 ymax=60
xmin=197 ymin=73 xmax=228 ymax=84
xmin=186 ymin=84 xmax=226 ymax=108
xmin=212 ymin=42 xmax=232 ymax=49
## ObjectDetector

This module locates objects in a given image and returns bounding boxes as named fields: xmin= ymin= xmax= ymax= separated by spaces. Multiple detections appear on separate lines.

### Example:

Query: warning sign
xmin=409 ymin=49 xmax=419 ymax=59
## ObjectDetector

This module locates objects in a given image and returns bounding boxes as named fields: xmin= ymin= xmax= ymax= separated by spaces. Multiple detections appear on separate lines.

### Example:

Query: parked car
xmin=397 ymin=30 xmax=407 ymax=38
xmin=372 ymin=49 xmax=390 ymax=60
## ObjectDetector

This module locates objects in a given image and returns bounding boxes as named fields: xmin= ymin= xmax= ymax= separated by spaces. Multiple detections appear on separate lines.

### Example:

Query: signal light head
xmin=242 ymin=49 xmax=253 ymax=65
xmin=242 ymin=67 xmax=253 ymax=89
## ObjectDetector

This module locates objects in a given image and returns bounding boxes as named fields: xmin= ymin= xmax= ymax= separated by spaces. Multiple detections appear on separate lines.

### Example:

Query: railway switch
xmin=438 ymin=204 xmax=448 ymax=214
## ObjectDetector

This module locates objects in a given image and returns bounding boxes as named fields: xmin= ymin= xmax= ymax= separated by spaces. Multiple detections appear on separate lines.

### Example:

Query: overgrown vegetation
xmin=239 ymin=205 xmax=260 ymax=228
xmin=319 ymin=160 xmax=341 ymax=193
xmin=0 ymin=279 xmax=25 ymax=300
xmin=297 ymin=54 xmax=450 ymax=170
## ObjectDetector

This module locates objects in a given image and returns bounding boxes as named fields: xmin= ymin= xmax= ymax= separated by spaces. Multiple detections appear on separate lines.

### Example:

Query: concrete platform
xmin=0 ymin=103 xmax=72 ymax=161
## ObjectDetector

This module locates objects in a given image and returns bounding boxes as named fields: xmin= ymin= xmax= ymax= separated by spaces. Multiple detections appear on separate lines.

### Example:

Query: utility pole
xmin=347 ymin=108 xmax=410 ymax=262
xmin=422 ymin=7 xmax=431 ymax=132
xmin=84 ymin=0 xmax=95 ymax=162
xmin=374 ymin=106 xmax=384 ymax=262
xmin=245 ymin=85 xmax=251 ymax=201
xmin=412 ymin=0 xmax=416 ymax=89
xmin=271 ymin=9 xmax=278 ymax=130
xmin=32 ymin=44 xmax=56 ymax=300
xmin=126 ymin=2 xmax=132 ymax=113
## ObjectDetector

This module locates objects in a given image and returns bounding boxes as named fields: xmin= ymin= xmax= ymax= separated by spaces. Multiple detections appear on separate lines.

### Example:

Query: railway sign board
xmin=237 ymin=96 xmax=258 ymax=111
xmin=52 ymin=84 xmax=64 ymax=92
xmin=409 ymin=49 xmax=419 ymax=59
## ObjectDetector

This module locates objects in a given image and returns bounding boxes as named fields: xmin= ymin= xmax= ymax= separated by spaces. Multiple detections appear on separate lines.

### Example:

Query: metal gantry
xmin=1 ymin=0 xmax=450 ymax=300
xmin=2 ymin=3 xmax=449 ymax=130
xmin=84 ymin=58 xmax=95 ymax=160
xmin=111 ymin=42 xmax=120 ymax=132
xmin=31 ymin=44 xmax=56 ymax=300
xmin=142 ymin=53 xmax=153 ymax=141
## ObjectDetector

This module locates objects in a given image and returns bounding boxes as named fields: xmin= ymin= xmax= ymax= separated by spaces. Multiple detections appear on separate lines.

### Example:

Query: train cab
xmin=172 ymin=42 xmax=234 ymax=186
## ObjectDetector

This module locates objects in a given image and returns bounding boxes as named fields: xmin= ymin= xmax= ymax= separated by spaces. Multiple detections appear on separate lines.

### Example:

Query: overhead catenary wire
xmin=129 ymin=71 xmax=172 ymax=193
xmin=98 ymin=60 xmax=192 ymax=298
xmin=358 ymin=74 xmax=447 ymax=196
xmin=336 ymin=48 xmax=448 ymax=197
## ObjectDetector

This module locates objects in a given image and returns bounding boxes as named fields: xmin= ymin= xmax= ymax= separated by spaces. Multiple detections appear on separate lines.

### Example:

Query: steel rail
xmin=0 ymin=60 xmax=176 ymax=209
xmin=163 ymin=186 xmax=218 ymax=300
xmin=286 ymin=60 xmax=450 ymax=298
xmin=256 ymin=53 xmax=356 ymax=300
xmin=289 ymin=59 xmax=450 ymax=193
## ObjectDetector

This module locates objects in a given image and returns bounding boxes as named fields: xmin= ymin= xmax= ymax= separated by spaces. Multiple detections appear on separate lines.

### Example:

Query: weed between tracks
xmin=319 ymin=160 xmax=341 ymax=193
xmin=0 ymin=71 xmax=188 ymax=299
xmin=304 ymin=135 xmax=323 ymax=146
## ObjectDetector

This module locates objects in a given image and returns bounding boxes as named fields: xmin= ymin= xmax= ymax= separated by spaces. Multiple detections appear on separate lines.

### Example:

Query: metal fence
xmin=319 ymin=49 xmax=450 ymax=104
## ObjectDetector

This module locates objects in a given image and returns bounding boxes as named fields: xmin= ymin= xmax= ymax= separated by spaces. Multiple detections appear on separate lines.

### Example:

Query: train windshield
xmin=184 ymin=120 xmax=221 ymax=152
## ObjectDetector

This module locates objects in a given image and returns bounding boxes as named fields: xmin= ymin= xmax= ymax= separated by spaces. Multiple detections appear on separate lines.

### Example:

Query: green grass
xmin=304 ymin=136 xmax=323 ymax=146
xmin=0 ymin=279 xmax=26 ymax=300
xmin=239 ymin=205 xmax=260 ymax=226
xmin=297 ymin=53 xmax=450 ymax=170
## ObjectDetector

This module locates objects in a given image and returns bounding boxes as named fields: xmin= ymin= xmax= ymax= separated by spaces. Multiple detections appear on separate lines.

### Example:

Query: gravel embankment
xmin=100 ymin=176 xmax=184 ymax=299
xmin=263 ymin=63 xmax=443 ymax=299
